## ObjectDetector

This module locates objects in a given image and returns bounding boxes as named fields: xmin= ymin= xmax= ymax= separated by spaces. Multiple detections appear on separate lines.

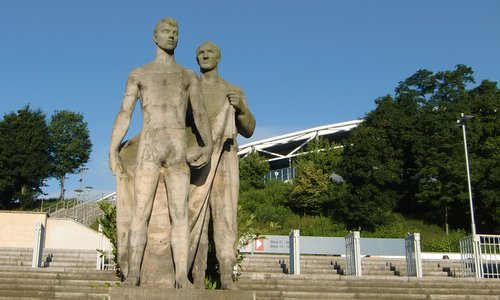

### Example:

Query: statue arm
xmin=109 ymin=75 xmax=139 ymax=175
xmin=231 ymin=87 xmax=256 ymax=138
xmin=187 ymin=71 xmax=213 ymax=167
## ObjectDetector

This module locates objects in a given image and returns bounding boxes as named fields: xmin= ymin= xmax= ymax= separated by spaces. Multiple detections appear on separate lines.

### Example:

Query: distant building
xmin=238 ymin=119 xmax=362 ymax=181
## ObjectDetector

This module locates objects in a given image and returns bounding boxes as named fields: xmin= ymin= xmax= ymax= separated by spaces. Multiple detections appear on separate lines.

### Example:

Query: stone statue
xmin=188 ymin=42 xmax=255 ymax=290
xmin=109 ymin=17 xmax=212 ymax=287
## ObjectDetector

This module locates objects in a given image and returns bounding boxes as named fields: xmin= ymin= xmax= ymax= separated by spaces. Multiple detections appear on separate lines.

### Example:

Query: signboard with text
xmin=239 ymin=235 xmax=405 ymax=256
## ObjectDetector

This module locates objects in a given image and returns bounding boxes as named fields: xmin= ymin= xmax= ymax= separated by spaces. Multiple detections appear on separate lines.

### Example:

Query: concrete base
xmin=109 ymin=287 xmax=256 ymax=300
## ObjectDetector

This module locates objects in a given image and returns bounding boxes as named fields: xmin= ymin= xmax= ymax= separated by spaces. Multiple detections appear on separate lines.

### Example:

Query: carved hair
xmin=196 ymin=41 xmax=221 ymax=58
xmin=154 ymin=17 xmax=178 ymax=34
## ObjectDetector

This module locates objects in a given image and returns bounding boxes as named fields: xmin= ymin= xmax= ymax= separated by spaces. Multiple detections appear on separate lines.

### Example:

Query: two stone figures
xmin=109 ymin=17 xmax=255 ymax=289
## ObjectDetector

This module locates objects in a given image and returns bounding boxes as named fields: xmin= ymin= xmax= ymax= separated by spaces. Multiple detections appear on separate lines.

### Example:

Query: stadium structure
xmin=237 ymin=119 xmax=363 ymax=181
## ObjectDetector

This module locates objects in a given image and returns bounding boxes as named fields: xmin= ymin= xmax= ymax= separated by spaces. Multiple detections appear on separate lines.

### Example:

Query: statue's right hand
xmin=109 ymin=152 xmax=123 ymax=176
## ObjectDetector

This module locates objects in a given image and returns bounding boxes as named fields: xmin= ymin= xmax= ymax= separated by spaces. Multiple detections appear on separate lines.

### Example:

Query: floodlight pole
xmin=457 ymin=113 xmax=476 ymax=236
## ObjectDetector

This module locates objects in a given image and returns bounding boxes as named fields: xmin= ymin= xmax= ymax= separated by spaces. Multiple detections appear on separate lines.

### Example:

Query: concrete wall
xmin=45 ymin=218 xmax=112 ymax=251
xmin=0 ymin=211 xmax=47 ymax=248
xmin=0 ymin=211 xmax=111 ymax=251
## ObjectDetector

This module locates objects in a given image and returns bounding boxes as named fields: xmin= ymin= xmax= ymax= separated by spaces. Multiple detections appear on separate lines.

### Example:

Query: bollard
xmin=289 ymin=229 xmax=300 ymax=275
xmin=97 ymin=223 xmax=104 ymax=270
xmin=32 ymin=221 xmax=43 ymax=268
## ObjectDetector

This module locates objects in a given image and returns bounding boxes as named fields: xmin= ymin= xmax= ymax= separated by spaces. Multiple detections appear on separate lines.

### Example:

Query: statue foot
xmin=123 ymin=277 xmax=139 ymax=286
xmin=176 ymin=278 xmax=194 ymax=289
xmin=193 ymin=280 xmax=205 ymax=289
xmin=221 ymin=276 xmax=238 ymax=290
xmin=221 ymin=281 xmax=238 ymax=290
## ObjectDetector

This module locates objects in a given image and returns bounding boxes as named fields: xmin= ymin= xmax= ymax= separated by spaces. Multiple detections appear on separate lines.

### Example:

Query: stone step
xmin=45 ymin=262 xmax=98 ymax=269
xmin=237 ymin=275 xmax=500 ymax=290
xmin=45 ymin=256 xmax=98 ymax=262
xmin=0 ymin=289 xmax=108 ymax=299
xmin=0 ymin=259 xmax=32 ymax=266
xmin=0 ymin=269 xmax=117 ymax=281
xmin=241 ymin=266 xmax=284 ymax=273
xmin=248 ymin=290 xmax=500 ymax=300
xmin=43 ymin=250 xmax=99 ymax=258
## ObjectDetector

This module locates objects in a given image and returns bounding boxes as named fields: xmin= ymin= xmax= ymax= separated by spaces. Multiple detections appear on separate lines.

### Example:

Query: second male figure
xmin=188 ymin=42 xmax=255 ymax=290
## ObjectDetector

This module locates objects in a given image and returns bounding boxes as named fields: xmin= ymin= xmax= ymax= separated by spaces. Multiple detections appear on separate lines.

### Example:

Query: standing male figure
xmin=188 ymin=42 xmax=255 ymax=290
xmin=109 ymin=18 xmax=212 ymax=287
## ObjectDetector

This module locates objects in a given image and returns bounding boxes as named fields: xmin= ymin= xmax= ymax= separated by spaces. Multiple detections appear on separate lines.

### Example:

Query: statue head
xmin=196 ymin=41 xmax=221 ymax=72
xmin=153 ymin=18 xmax=179 ymax=52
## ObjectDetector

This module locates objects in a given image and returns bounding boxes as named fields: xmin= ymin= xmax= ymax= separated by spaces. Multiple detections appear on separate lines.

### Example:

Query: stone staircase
xmin=236 ymin=273 xmax=500 ymax=299
xmin=0 ymin=247 xmax=33 ymax=267
xmin=239 ymin=254 xmax=461 ymax=278
xmin=0 ymin=251 xmax=498 ymax=299
xmin=0 ymin=247 xmax=119 ymax=299
xmin=42 ymin=249 xmax=102 ymax=270
xmin=0 ymin=247 xmax=110 ymax=271
xmin=0 ymin=267 xmax=119 ymax=299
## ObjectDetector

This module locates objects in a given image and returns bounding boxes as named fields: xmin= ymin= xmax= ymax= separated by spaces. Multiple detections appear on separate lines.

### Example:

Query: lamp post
xmin=85 ymin=186 xmax=93 ymax=201
xmin=457 ymin=113 xmax=476 ymax=236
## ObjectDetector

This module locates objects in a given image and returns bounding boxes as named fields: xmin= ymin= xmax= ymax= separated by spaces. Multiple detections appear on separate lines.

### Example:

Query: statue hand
xmin=187 ymin=145 xmax=212 ymax=169
xmin=227 ymin=91 xmax=245 ymax=112
xmin=109 ymin=152 xmax=124 ymax=176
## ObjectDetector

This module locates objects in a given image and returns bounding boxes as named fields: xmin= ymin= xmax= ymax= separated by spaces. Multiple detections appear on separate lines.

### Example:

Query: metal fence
xmin=405 ymin=233 xmax=422 ymax=277
xmin=345 ymin=231 xmax=362 ymax=276
xmin=266 ymin=167 xmax=295 ymax=182
xmin=460 ymin=234 xmax=500 ymax=278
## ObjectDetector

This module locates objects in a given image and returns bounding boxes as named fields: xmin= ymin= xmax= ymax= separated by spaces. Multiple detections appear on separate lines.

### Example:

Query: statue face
xmin=196 ymin=44 xmax=220 ymax=71
xmin=154 ymin=23 xmax=178 ymax=51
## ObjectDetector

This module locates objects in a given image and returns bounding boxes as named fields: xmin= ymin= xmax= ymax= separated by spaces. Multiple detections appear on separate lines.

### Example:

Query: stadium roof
xmin=238 ymin=119 xmax=363 ymax=169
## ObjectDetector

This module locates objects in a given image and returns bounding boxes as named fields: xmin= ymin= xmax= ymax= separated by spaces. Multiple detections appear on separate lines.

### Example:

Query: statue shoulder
xmin=128 ymin=64 xmax=150 ymax=78
xmin=181 ymin=68 xmax=198 ymax=80
xmin=222 ymin=79 xmax=243 ymax=94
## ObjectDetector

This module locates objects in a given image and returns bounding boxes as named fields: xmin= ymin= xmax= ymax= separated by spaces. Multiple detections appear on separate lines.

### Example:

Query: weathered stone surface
xmin=109 ymin=17 xmax=212 ymax=287
xmin=189 ymin=41 xmax=255 ymax=290
xmin=109 ymin=287 xmax=256 ymax=300
xmin=109 ymin=20 xmax=255 ymax=290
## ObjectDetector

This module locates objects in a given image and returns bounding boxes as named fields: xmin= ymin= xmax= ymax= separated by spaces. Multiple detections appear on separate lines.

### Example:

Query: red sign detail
xmin=255 ymin=239 xmax=264 ymax=251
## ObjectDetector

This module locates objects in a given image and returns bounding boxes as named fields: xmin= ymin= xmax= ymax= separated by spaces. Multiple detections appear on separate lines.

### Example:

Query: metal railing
xmin=345 ymin=231 xmax=362 ymax=276
xmin=405 ymin=233 xmax=422 ymax=277
xmin=460 ymin=234 xmax=500 ymax=278
xmin=266 ymin=167 xmax=296 ymax=182
xmin=97 ymin=224 xmax=115 ymax=270
xmin=49 ymin=192 xmax=116 ymax=226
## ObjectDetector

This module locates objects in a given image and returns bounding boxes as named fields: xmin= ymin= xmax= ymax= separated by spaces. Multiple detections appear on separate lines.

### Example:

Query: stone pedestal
xmin=109 ymin=287 xmax=256 ymax=300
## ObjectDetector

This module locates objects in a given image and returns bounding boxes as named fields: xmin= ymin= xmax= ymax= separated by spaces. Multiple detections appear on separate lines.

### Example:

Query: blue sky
xmin=1 ymin=1 xmax=499 ymax=199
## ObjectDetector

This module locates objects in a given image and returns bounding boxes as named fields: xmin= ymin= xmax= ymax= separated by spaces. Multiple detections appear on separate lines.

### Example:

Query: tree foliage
xmin=338 ymin=65 xmax=499 ymax=233
xmin=48 ymin=110 xmax=92 ymax=199
xmin=239 ymin=151 xmax=269 ymax=191
xmin=0 ymin=106 xmax=51 ymax=209
xmin=286 ymin=138 xmax=344 ymax=216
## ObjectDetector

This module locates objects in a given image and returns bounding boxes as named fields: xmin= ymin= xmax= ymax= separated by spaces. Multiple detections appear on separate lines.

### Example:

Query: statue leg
xmin=116 ymin=175 xmax=133 ymax=278
xmin=211 ymin=153 xmax=239 ymax=290
xmin=124 ymin=163 xmax=159 ymax=286
xmin=164 ymin=162 xmax=193 ymax=288
xmin=190 ymin=206 xmax=210 ymax=288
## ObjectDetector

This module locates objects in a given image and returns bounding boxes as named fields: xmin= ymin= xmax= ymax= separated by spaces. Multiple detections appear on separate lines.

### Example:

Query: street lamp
xmin=456 ymin=113 xmax=476 ymax=236
xmin=85 ymin=186 xmax=93 ymax=201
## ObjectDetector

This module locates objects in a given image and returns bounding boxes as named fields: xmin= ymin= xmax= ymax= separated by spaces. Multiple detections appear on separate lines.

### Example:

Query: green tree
xmin=463 ymin=80 xmax=500 ymax=232
xmin=0 ymin=106 xmax=51 ymax=209
xmin=337 ymin=123 xmax=403 ymax=230
xmin=48 ymin=110 xmax=92 ymax=199
xmin=287 ymin=160 xmax=331 ymax=215
xmin=239 ymin=151 xmax=269 ymax=191
xmin=286 ymin=138 xmax=344 ymax=216
xmin=338 ymin=65 xmax=499 ymax=233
